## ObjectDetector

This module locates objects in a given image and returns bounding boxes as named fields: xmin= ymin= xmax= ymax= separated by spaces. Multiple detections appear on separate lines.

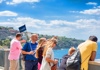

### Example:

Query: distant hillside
xmin=0 ymin=26 xmax=18 ymax=39
xmin=39 ymin=34 xmax=84 ymax=49
xmin=0 ymin=26 xmax=84 ymax=49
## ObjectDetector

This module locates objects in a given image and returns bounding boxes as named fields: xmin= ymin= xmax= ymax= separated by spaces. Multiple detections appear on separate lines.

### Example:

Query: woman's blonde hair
xmin=68 ymin=47 xmax=76 ymax=55
xmin=35 ymin=38 xmax=46 ymax=58
xmin=43 ymin=39 xmax=57 ymax=57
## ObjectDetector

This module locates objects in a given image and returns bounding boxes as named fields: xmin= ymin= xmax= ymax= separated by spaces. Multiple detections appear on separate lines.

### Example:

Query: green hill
xmin=39 ymin=35 xmax=84 ymax=49
xmin=0 ymin=26 xmax=84 ymax=49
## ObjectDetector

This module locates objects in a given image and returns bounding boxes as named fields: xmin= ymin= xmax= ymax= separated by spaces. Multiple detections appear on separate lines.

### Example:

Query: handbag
xmin=51 ymin=64 xmax=57 ymax=70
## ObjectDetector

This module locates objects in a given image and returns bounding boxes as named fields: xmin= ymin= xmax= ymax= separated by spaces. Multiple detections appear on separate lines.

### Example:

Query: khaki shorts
xmin=9 ymin=60 xmax=19 ymax=70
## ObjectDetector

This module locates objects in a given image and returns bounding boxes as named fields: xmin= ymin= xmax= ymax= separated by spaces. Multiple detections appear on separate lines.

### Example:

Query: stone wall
xmin=0 ymin=50 xmax=4 ymax=67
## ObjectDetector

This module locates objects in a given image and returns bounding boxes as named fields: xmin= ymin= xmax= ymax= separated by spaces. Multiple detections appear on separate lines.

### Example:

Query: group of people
xmin=8 ymin=33 xmax=58 ymax=70
xmin=8 ymin=33 xmax=98 ymax=70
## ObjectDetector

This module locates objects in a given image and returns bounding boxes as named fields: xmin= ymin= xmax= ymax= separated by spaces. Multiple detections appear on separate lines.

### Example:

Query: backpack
xmin=66 ymin=49 xmax=81 ymax=70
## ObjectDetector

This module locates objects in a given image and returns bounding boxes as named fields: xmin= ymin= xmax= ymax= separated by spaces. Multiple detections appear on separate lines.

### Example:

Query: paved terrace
xmin=0 ymin=66 xmax=4 ymax=70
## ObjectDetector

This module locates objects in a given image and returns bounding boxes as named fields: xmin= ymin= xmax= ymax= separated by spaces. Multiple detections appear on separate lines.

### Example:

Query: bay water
xmin=54 ymin=43 xmax=100 ymax=59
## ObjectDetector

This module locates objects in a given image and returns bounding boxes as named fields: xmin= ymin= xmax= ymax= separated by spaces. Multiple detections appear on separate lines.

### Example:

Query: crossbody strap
xmin=29 ymin=41 xmax=36 ymax=55
xmin=29 ymin=41 xmax=33 ymax=51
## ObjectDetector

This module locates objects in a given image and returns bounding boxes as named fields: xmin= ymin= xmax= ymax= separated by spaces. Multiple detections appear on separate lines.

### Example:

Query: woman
xmin=35 ymin=38 xmax=47 ymax=70
xmin=58 ymin=47 xmax=76 ymax=70
xmin=40 ymin=39 xmax=58 ymax=70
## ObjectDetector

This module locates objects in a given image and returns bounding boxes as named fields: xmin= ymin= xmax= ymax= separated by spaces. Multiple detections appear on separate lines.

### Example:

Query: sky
xmin=0 ymin=0 xmax=100 ymax=41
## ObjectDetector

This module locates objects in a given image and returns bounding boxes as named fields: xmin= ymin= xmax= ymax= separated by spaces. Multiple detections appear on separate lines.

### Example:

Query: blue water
xmin=54 ymin=43 xmax=100 ymax=59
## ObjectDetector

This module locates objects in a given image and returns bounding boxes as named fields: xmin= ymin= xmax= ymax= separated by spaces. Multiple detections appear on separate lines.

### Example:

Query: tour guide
xmin=22 ymin=34 xmax=38 ymax=70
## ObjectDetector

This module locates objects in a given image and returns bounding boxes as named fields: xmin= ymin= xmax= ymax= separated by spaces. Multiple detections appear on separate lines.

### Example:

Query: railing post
xmin=4 ymin=49 xmax=10 ymax=70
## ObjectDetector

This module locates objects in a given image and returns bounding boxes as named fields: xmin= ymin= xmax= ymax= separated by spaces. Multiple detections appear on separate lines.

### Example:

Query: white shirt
xmin=40 ymin=47 xmax=54 ymax=70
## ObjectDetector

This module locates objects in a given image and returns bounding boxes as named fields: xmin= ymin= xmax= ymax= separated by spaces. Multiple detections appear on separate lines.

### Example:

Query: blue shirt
xmin=22 ymin=42 xmax=38 ymax=61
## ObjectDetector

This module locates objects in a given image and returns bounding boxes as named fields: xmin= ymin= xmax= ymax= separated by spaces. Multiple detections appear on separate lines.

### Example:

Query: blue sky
xmin=0 ymin=0 xmax=100 ymax=41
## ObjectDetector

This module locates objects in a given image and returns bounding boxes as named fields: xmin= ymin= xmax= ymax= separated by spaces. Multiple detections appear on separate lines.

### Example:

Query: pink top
xmin=8 ymin=38 xmax=22 ymax=60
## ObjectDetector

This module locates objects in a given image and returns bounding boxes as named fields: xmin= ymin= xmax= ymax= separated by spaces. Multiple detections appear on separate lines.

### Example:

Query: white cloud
xmin=0 ymin=17 xmax=100 ymax=30
xmin=0 ymin=11 xmax=18 ymax=16
xmin=0 ymin=17 xmax=48 ymax=29
xmin=97 ymin=6 xmax=100 ymax=8
xmin=6 ymin=0 xmax=40 ymax=5
xmin=49 ymin=20 xmax=77 ymax=27
xmin=82 ymin=2 xmax=100 ymax=16
xmin=0 ymin=17 xmax=100 ymax=40
xmin=70 ymin=3 xmax=100 ymax=15
xmin=0 ymin=0 xmax=2 ymax=3
xmin=69 ymin=11 xmax=79 ymax=13
xmin=0 ymin=17 xmax=75 ymax=36
xmin=6 ymin=2 xmax=15 ymax=5
xmin=86 ymin=2 xmax=97 ymax=6
xmin=70 ymin=9 xmax=100 ymax=15
xmin=80 ymin=9 xmax=100 ymax=15
xmin=76 ymin=19 xmax=99 ymax=29
xmin=15 ymin=17 xmax=48 ymax=28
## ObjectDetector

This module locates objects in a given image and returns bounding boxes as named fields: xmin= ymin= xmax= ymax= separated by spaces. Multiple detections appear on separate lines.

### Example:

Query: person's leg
xmin=21 ymin=60 xmax=25 ymax=70
xmin=9 ymin=60 xmax=14 ymax=70
xmin=38 ymin=62 xmax=41 ymax=70
xmin=32 ymin=61 xmax=38 ymax=70
xmin=16 ymin=60 xmax=19 ymax=70
xmin=9 ymin=60 xmax=18 ymax=70
xmin=25 ymin=61 xmax=33 ymax=70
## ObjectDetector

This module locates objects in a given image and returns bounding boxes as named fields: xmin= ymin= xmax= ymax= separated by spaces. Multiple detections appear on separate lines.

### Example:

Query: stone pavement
xmin=0 ymin=66 xmax=4 ymax=70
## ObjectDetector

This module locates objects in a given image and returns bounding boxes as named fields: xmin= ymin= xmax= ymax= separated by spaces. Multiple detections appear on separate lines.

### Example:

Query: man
xmin=78 ymin=36 xmax=98 ymax=70
xmin=22 ymin=34 xmax=38 ymax=70
xmin=8 ymin=33 xmax=26 ymax=70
